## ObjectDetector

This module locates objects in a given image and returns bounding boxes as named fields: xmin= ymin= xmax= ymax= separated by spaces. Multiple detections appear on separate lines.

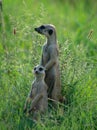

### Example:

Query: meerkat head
xmin=34 ymin=24 xmax=56 ymax=38
xmin=33 ymin=65 xmax=45 ymax=79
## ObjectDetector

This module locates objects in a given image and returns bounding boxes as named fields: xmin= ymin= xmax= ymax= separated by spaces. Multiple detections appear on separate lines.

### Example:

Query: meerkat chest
xmin=34 ymin=81 xmax=44 ymax=94
xmin=43 ymin=45 xmax=50 ymax=64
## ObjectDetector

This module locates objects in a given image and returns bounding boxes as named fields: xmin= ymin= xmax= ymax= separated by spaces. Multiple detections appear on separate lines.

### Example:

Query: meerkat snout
xmin=34 ymin=28 xmax=38 ymax=32
xmin=35 ymin=70 xmax=38 ymax=74
xmin=34 ymin=27 xmax=44 ymax=34
xmin=35 ymin=25 xmax=45 ymax=31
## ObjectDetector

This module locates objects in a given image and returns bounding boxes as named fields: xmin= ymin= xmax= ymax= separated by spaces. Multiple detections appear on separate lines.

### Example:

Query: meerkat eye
xmin=39 ymin=67 xmax=43 ymax=71
xmin=48 ymin=29 xmax=53 ymax=35
xmin=34 ymin=67 xmax=36 ymax=70
xmin=40 ymin=25 xmax=45 ymax=29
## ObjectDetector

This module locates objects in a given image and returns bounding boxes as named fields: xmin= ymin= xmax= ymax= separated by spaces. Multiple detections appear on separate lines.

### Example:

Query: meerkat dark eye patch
xmin=39 ymin=67 xmax=43 ymax=71
xmin=40 ymin=25 xmax=45 ymax=29
xmin=34 ymin=67 xmax=36 ymax=71
xmin=48 ymin=29 xmax=53 ymax=35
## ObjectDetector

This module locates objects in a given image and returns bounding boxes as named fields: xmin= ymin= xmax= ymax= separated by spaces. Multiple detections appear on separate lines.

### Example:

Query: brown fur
xmin=24 ymin=65 xmax=48 ymax=119
xmin=35 ymin=24 xmax=62 ymax=102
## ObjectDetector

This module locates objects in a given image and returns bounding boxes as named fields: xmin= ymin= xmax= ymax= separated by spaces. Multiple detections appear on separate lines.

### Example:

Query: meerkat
xmin=34 ymin=24 xmax=62 ymax=102
xmin=23 ymin=65 xmax=48 ymax=119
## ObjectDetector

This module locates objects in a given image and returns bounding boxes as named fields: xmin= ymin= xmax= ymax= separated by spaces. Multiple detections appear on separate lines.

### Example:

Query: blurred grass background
xmin=0 ymin=0 xmax=97 ymax=129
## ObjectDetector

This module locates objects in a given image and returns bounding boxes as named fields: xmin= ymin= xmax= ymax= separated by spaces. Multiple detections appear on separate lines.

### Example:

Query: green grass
xmin=0 ymin=0 xmax=97 ymax=130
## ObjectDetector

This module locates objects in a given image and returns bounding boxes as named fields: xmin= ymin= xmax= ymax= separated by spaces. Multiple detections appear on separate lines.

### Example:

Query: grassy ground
xmin=0 ymin=0 xmax=97 ymax=130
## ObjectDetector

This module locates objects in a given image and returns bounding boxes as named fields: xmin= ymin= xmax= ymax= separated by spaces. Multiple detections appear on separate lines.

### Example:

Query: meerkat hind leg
xmin=47 ymin=79 xmax=54 ymax=98
xmin=28 ymin=94 xmax=43 ymax=113
xmin=45 ymin=73 xmax=55 ymax=98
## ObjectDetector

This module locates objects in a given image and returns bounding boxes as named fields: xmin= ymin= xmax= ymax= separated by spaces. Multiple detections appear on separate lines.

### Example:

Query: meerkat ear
xmin=48 ymin=29 xmax=53 ymax=35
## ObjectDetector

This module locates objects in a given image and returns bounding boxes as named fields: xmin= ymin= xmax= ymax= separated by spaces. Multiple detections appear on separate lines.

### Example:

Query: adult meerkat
xmin=34 ymin=24 xmax=62 ymax=102
xmin=24 ymin=65 xmax=48 ymax=119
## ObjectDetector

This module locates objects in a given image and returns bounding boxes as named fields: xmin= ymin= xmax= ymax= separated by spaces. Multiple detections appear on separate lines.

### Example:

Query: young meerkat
xmin=24 ymin=65 xmax=48 ymax=119
xmin=34 ymin=24 xmax=62 ymax=102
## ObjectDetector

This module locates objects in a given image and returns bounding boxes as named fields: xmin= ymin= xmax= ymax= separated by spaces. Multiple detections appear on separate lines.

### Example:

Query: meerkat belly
xmin=43 ymin=51 xmax=49 ymax=66
xmin=34 ymin=92 xmax=48 ymax=112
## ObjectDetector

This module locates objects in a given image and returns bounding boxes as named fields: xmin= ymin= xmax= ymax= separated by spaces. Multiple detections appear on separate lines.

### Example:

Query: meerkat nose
xmin=34 ymin=28 xmax=38 ymax=31
xmin=35 ymin=70 xmax=39 ymax=74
